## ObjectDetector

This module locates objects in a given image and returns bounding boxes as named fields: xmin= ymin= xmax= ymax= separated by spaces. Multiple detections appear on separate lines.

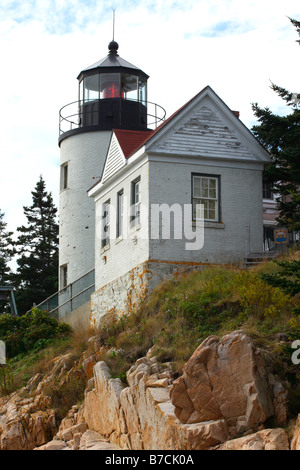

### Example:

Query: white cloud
xmin=0 ymin=0 xmax=299 ymax=241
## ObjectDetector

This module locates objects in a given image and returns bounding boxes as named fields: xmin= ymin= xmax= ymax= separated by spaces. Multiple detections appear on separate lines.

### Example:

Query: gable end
xmin=102 ymin=134 xmax=126 ymax=183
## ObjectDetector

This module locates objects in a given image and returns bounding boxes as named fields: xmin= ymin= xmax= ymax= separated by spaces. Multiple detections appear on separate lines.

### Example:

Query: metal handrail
xmin=59 ymin=98 xmax=166 ymax=135
xmin=48 ymin=283 xmax=95 ymax=316
xmin=33 ymin=269 xmax=95 ymax=316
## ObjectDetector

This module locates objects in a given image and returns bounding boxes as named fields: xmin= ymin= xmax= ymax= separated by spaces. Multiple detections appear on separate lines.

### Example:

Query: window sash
xmin=193 ymin=176 xmax=219 ymax=222
xmin=117 ymin=191 xmax=124 ymax=238
xmin=102 ymin=200 xmax=110 ymax=247
xmin=131 ymin=178 xmax=141 ymax=227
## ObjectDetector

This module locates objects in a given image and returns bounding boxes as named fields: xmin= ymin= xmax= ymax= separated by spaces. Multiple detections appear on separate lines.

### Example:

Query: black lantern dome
xmin=59 ymin=42 xmax=165 ymax=144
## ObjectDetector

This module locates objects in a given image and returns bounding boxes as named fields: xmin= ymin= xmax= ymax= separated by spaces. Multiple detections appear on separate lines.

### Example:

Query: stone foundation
xmin=90 ymin=260 xmax=208 ymax=327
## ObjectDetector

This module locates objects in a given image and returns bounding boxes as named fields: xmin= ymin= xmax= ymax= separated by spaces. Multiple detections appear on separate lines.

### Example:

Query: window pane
xmin=100 ymin=74 xmax=121 ymax=99
xmin=209 ymin=187 xmax=216 ymax=198
xmin=201 ymin=178 xmax=208 ymax=198
xmin=131 ymin=178 xmax=141 ymax=227
xmin=138 ymin=78 xmax=147 ymax=104
xmin=102 ymin=201 xmax=110 ymax=247
xmin=83 ymin=74 xmax=100 ymax=101
xmin=193 ymin=199 xmax=203 ymax=219
xmin=208 ymin=179 xmax=217 ymax=199
xmin=122 ymin=74 xmax=138 ymax=101
xmin=193 ymin=177 xmax=201 ymax=197
xmin=117 ymin=191 xmax=124 ymax=238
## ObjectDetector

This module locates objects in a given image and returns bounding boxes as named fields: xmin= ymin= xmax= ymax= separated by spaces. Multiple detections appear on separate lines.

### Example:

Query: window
xmin=60 ymin=163 xmax=68 ymax=191
xmin=131 ymin=178 xmax=141 ymax=228
xmin=192 ymin=174 xmax=220 ymax=222
xmin=60 ymin=264 xmax=68 ymax=289
xmin=102 ymin=200 xmax=110 ymax=248
xmin=117 ymin=190 xmax=124 ymax=238
xmin=263 ymin=182 xmax=274 ymax=200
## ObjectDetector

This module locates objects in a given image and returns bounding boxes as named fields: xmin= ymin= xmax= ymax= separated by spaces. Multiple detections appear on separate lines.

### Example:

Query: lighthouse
xmin=58 ymin=40 xmax=164 ymax=297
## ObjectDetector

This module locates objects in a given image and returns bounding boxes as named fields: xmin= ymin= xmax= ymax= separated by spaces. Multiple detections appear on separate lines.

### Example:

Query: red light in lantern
xmin=102 ymin=80 xmax=124 ymax=99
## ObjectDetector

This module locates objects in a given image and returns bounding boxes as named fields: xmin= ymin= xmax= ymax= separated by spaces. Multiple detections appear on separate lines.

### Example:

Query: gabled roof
xmin=88 ymin=85 xmax=270 ymax=196
xmin=121 ymin=85 xmax=270 ymax=162
xmin=113 ymin=129 xmax=153 ymax=159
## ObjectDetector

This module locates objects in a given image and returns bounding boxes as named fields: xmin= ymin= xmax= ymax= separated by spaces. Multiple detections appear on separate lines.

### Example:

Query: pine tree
xmin=252 ymin=18 xmax=300 ymax=231
xmin=0 ymin=210 xmax=14 ymax=285
xmin=13 ymin=176 xmax=59 ymax=314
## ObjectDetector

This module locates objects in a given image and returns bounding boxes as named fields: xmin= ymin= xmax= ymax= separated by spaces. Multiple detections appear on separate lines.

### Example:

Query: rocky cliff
xmin=0 ymin=330 xmax=299 ymax=450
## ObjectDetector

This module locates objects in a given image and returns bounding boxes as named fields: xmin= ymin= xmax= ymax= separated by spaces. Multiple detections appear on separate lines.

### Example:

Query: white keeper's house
xmin=55 ymin=40 xmax=270 ymax=327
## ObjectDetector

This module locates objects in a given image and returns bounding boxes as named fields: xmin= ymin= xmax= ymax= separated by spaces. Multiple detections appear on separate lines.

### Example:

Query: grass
xmin=0 ymin=337 xmax=72 ymax=396
xmin=95 ymin=258 xmax=300 ymax=386
xmin=1 ymin=249 xmax=300 ymax=422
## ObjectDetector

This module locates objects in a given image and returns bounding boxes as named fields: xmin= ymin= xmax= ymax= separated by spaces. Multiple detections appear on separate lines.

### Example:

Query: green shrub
xmin=259 ymin=259 xmax=300 ymax=296
xmin=0 ymin=308 xmax=71 ymax=358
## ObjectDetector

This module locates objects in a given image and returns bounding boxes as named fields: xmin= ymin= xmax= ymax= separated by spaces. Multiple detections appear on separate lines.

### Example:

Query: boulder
xmin=120 ymin=356 xmax=229 ymax=450
xmin=84 ymin=361 xmax=127 ymax=438
xmin=215 ymin=428 xmax=289 ymax=450
xmin=291 ymin=414 xmax=300 ymax=450
xmin=170 ymin=331 xmax=278 ymax=435
xmin=0 ymin=394 xmax=57 ymax=450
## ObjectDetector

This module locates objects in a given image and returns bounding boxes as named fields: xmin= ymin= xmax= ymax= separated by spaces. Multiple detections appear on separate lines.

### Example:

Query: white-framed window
xmin=263 ymin=182 xmax=275 ymax=200
xmin=102 ymin=200 xmax=110 ymax=248
xmin=131 ymin=177 xmax=141 ymax=228
xmin=117 ymin=190 xmax=124 ymax=238
xmin=60 ymin=163 xmax=68 ymax=191
xmin=192 ymin=174 xmax=220 ymax=222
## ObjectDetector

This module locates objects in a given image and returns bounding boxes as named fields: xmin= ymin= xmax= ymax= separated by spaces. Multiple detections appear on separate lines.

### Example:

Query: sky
xmin=0 ymin=0 xmax=299 ymax=242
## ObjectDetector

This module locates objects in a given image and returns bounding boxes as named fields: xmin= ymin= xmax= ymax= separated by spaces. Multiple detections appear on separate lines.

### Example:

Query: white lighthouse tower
xmin=58 ymin=40 xmax=152 ymax=303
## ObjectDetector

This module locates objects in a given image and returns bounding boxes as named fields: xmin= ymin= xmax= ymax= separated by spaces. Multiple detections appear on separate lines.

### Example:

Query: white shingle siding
xmin=102 ymin=134 xmax=126 ymax=183
xmin=155 ymin=105 xmax=254 ymax=160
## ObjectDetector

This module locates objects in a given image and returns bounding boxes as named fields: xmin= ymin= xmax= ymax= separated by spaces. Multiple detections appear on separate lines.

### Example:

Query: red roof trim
xmin=113 ymin=129 xmax=153 ymax=159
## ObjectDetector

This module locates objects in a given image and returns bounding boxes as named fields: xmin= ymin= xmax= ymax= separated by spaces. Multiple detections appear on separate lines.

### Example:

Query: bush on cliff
xmin=0 ymin=308 xmax=71 ymax=358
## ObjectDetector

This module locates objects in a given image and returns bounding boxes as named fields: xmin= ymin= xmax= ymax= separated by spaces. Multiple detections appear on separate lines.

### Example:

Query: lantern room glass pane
xmin=121 ymin=74 xmax=138 ymax=101
xmin=100 ymin=73 xmax=122 ymax=99
xmin=138 ymin=78 xmax=147 ymax=104
xmin=79 ymin=79 xmax=84 ymax=102
xmin=83 ymin=74 xmax=100 ymax=101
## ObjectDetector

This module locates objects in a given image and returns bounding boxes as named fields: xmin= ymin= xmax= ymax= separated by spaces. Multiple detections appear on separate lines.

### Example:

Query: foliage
xmin=95 ymin=262 xmax=300 ymax=378
xmin=12 ymin=176 xmax=59 ymax=314
xmin=42 ymin=373 xmax=87 ymax=422
xmin=0 ymin=209 xmax=15 ymax=288
xmin=251 ymin=18 xmax=300 ymax=231
xmin=259 ymin=259 xmax=300 ymax=296
xmin=0 ymin=308 xmax=71 ymax=358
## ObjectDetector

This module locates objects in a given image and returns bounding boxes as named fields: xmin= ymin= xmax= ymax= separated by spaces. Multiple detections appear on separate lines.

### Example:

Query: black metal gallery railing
xmin=59 ymin=98 xmax=166 ymax=136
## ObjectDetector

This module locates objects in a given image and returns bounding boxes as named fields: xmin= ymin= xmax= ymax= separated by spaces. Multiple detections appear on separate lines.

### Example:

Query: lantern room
xmin=76 ymin=41 xmax=149 ymax=131
xmin=59 ymin=40 xmax=166 ymax=144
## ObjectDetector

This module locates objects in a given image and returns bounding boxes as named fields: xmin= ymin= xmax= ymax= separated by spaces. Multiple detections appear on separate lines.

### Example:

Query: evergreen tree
xmin=0 ymin=210 xmax=14 ymax=285
xmin=13 ymin=176 xmax=59 ymax=314
xmin=252 ymin=18 xmax=300 ymax=231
